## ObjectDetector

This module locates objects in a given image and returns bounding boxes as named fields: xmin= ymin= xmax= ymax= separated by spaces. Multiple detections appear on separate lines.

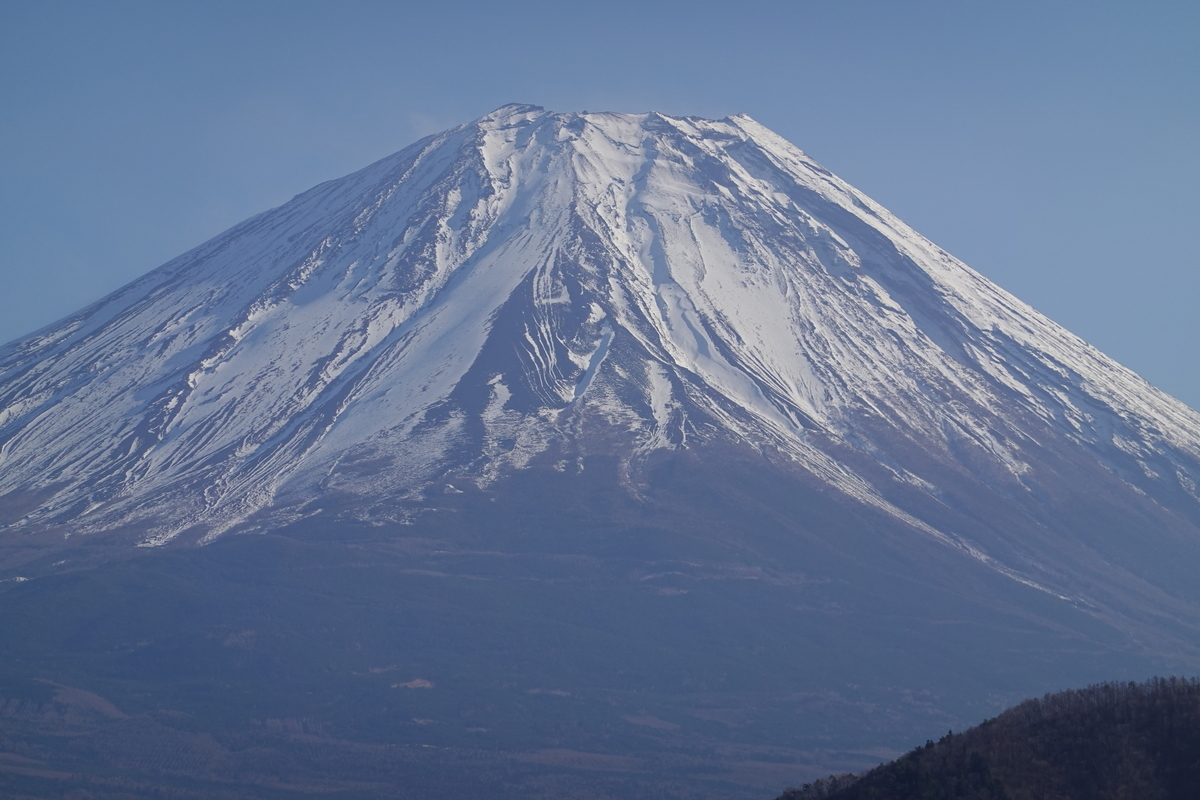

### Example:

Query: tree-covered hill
xmin=777 ymin=676 xmax=1200 ymax=800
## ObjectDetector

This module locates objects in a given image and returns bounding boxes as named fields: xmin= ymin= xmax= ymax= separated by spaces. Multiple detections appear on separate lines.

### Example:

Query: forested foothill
xmin=777 ymin=676 xmax=1200 ymax=800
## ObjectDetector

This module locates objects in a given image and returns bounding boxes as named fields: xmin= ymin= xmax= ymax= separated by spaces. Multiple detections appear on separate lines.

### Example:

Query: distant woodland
xmin=777 ymin=676 xmax=1200 ymax=800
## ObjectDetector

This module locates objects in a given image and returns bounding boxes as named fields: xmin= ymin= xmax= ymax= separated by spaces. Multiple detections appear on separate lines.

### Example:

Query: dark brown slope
xmin=777 ymin=676 xmax=1200 ymax=800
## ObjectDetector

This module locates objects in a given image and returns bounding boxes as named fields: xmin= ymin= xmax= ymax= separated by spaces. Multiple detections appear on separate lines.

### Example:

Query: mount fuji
xmin=2 ymin=105 xmax=1199 ymax=798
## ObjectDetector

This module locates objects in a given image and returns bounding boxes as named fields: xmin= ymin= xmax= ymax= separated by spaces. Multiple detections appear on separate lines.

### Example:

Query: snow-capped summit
xmin=1 ymin=105 xmax=1198 ymax=606
xmin=8 ymin=105 xmax=1200 ymax=798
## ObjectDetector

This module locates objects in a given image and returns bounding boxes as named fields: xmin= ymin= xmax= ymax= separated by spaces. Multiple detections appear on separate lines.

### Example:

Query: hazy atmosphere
xmin=1 ymin=0 xmax=1197 ymax=414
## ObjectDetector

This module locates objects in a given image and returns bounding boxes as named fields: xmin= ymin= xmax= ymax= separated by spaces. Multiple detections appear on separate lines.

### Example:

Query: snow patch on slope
xmin=0 ymin=105 xmax=1196 ymax=606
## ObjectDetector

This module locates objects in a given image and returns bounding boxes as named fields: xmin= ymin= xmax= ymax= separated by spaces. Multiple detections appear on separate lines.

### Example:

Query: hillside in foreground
xmin=777 ymin=676 xmax=1200 ymax=800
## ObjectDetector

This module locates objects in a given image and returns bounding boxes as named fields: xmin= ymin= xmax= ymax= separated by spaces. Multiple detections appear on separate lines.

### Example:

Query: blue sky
xmin=2 ymin=0 xmax=1197 ymax=408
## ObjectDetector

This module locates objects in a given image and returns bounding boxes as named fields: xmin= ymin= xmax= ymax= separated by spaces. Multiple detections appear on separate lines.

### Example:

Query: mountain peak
xmin=0 ymin=106 xmax=1197 ymax=605
xmin=4 ymin=105 xmax=1200 ymax=800
xmin=477 ymin=102 xmax=546 ymax=125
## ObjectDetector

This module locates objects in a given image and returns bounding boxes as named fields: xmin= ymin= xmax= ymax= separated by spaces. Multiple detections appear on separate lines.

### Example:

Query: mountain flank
xmin=778 ymin=676 xmax=1200 ymax=800
xmin=2 ymin=105 xmax=1200 ymax=797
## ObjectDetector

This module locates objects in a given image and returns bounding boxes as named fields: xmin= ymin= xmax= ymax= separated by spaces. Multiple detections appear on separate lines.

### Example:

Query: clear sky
xmin=2 ymin=0 xmax=1197 ymax=409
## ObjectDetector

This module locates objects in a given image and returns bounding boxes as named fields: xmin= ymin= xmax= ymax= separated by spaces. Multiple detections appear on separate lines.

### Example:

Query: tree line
xmin=776 ymin=676 xmax=1200 ymax=800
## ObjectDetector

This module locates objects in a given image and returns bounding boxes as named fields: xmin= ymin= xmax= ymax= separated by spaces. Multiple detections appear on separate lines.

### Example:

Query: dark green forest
xmin=776 ymin=676 xmax=1200 ymax=800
